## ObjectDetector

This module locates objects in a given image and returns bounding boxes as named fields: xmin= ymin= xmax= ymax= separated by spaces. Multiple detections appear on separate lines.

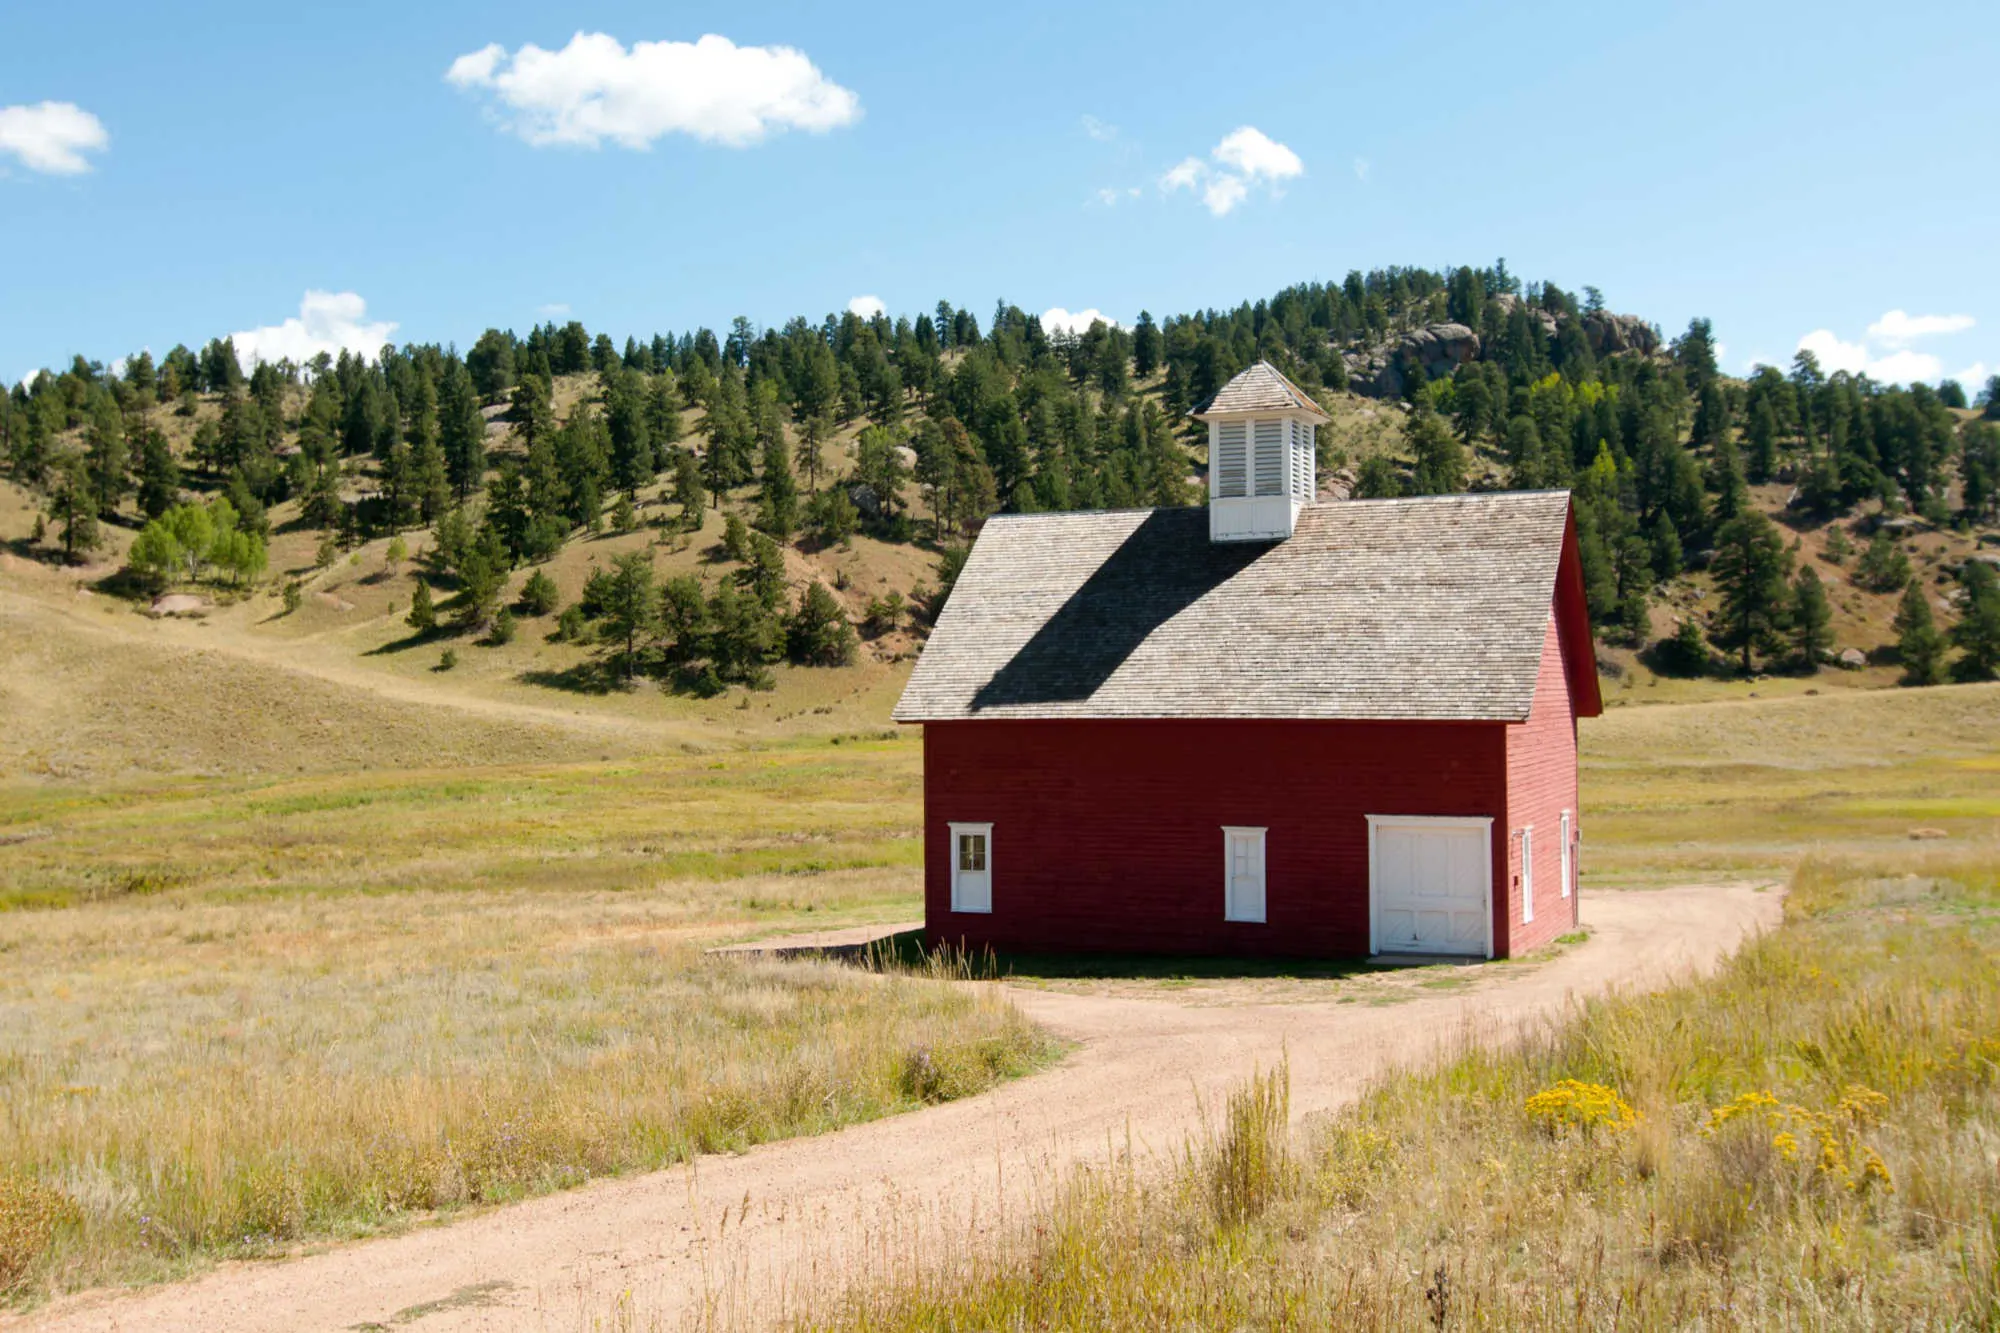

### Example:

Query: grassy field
xmin=804 ymin=850 xmax=2000 ymax=1330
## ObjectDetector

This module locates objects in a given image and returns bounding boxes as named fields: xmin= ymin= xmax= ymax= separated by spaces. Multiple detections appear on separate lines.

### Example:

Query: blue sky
xmin=3 ymin=0 xmax=1995 ymax=390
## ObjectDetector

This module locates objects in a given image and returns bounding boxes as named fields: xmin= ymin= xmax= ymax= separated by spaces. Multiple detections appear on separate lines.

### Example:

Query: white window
xmin=1222 ymin=826 xmax=1266 ymax=923
xmin=1215 ymin=421 xmax=1247 ymax=498
xmin=1559 ymin=811 xmax=1573 ymax=899
xmin=949 ymin=822 xmax=992 ymax=913
xmin=1520 ymin=825 xmax=1535 ymax=923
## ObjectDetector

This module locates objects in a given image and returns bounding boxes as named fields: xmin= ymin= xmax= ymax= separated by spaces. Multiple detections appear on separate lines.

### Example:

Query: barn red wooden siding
xmin=1501 ymin=614 xmax=1581 ymax=955
xmin=923 ymin=717 xmax=1511 ymax=960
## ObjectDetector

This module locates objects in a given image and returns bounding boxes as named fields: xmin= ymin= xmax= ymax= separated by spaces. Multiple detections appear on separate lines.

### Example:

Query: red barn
xmin=893 ymin=362 xmax=1601 ymax=961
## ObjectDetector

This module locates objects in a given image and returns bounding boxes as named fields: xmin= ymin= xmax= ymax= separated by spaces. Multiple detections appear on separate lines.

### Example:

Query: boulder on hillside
xmin=1342 ymin=322 xmax=1481 ymax=399
xmin=147 ymin=594 xmax=207 ymax=617
xmin=1837 ymin=647 xmax=1867 ymax=670
xmin=1582 ymin=310 xmax=1662 ymax=357
xmin=1491 ymin=293 xmax=1560 ymax=340
xmin=847 ymin=481 xmax=882 ymax=519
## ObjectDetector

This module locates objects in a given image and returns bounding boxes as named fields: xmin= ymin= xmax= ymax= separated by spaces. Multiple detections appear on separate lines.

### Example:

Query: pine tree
xmin=86 ymin=393 xmax=129 ymax=516
xmin=137 ymin=427 xmax=180 ymax=519
xmin=49 ymin=455 xmax=100 ymax=559
xmin=1789 ymin=566 xmax=1833 ymax=670
xmin=706 ymin=579 xmax=780 ymax=686
xmin=1953 ymin=563 xmax=2000 ymax=680
xmin=1893 ymin=580 xmax=1944 ymax=685
xmin=757 ymin=432 xmax=800 ymax=539
xmin=1406 ymin=407 xmax=1465 ymax=495
xmin=743 ymin=532 xmax=788 ymax=610
xmin=507 ymin=567 xmax=554 ymax=616
xmin=1711 ymin=510 xmax=1792 ymax=673
xmin=786 ymin=581 xmax=857 ymax=666
xmin=406 ymin=578 xmax=437 ymax=632
xmin=1856 ymin=530 xmax=1912 ymax=592
xmin=659 ymin=574 xmax=709 ymax=668
xmin=439 ymin=360 xmax=486 ymax=498
xmin=672 ymin=449 xmax=707 ymax=527
xmin=508 ymin=375 xmax=555 ymax=452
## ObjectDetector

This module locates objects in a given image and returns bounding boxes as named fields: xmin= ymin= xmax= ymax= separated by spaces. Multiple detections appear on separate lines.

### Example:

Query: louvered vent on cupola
xmin=1192 ymin=361 xmax=1331 ymax=543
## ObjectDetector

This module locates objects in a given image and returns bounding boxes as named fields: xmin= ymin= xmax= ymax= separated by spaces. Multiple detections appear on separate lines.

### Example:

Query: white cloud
xmin=446 ymin=32 xmax=861 ymax=150
xmin=1202 ymin=174 xmax=1248 ymax=216
xmin=1212 ymin=126 xmax=1303 ymax=184
xmin=0 ymin=101 xmax=109 ymax=175
xmin=1866 ymin=348 xmax=1944 ymax=383
xmin=1041 ymin=307 xmax=1119 ymax=336
xmin=847 ymin=294 xmax=885 ymax=319
xmin=537 ymin=302 xmax=572 ymax=318
xmin=1160 ymin=156 xmax=1203 ymax=192
xmin=1090 ymin=186 xmax=1143 ymax=207
xmin=1081 ymin=115 xmax=1117 ymax=142
xmin=1796 ymin=329 xmax=1870 ymax=376
xmin=1867 ymin=309 xmax=1975 ymax=344
xmin=1352 ymin=156 xmax=1371 ymax=182
xmin=1796 ymin=326 xmax=1950 ymax=385
xmin=1159 ymin=126 xmax=1302 ymax=216
xmin=229 ymin=291 xmax=398 ymax=372
xmin=1953 ymin=362 xmax=1990 ymax=387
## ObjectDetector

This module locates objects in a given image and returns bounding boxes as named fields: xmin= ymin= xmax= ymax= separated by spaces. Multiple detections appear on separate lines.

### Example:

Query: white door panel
xmin=1371 ymin=819 xmax=1491 ymax=957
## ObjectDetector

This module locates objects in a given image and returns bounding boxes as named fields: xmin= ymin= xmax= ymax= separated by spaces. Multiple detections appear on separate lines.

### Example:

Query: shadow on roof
xmin=969 ymin=508 xmax=1272 ymax=711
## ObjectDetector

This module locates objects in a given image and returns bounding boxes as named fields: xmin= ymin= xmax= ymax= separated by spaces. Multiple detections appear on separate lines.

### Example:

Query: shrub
xmin=721 ymin=512 xmax=751 ymax=562
xmin=518 ymin=568 xmax=560 ymax=616
xmin=437 ymin=647 xmax=457 ymax=671
xmin=787 ymin=582 xmax=857 ymax=666
xmin=281 ymin=581 xmax=303 ymax=615
xmin=487 ymin=607 xmax=517 ymax=646
xmin=406 ymin=579 xmax=436 ymax=632
xmin=0 ymin=1176 xmax=78 ymax=1294
xmin=1524 ymin=1079 xmax=1637 ymax=1134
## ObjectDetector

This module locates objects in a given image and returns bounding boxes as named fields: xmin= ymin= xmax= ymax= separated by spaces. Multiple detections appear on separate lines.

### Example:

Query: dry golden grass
xmin=803 ymin=850 xmax=2000 ymax=1332
xmin=0 ymin=886 xmax=1054 ymax=1302
xmin=1582 ymin=681 xmax=2000 ymax=886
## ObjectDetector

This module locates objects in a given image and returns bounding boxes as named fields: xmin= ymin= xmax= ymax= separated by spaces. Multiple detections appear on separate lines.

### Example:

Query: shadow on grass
xmin=850 ymin=929 xmax=1380 ymax=983
xmin=365 ymin=626 xmax=454 ymax=656
xmin=518 ymin=662 xmax=623 ymax=695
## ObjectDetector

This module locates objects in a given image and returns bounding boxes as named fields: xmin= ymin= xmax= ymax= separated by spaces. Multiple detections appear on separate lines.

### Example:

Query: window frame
xmin=1559 ymin=810 xmax=1573 ymax=900
xmin=1520 ymin=824 xmax=1535 ymax=924
xmin=948 ymin=821 xmax=994 ymax=914
xmin=1221 ymin=825 xmax=1268 ymax=924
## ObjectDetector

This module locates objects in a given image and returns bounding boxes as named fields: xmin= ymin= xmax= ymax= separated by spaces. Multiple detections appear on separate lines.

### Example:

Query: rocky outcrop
xmin=1583 ymin=311 xmax=1661 ymax=357
xmin=1491 ymin=293 xmax=1559 ymax=340
xmin=1343 ymin=322 xmax=1481 ymax=399
xmin=1338 ymin=301 xmax=1663 ymax=399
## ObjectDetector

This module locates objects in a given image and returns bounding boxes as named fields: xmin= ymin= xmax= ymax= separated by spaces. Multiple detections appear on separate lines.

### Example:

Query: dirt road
xmin=14 ymin=882 xmax=1778 ymax=1333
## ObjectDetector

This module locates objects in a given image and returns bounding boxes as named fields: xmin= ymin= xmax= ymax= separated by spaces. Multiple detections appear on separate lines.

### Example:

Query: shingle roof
xmin=893 ymin=491 xmax=1574 ymax=723
xmin=1193 ymin=360 xmax=1330 ymax=422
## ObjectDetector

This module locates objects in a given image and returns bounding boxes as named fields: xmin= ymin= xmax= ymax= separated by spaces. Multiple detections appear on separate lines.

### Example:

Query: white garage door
xmin=1370 ymin=817 xmax=1492 ymax=958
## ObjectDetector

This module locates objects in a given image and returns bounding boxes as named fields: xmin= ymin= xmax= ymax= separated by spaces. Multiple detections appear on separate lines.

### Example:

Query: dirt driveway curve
xmin=15 ymin=883 xmax=1778 ymax=1333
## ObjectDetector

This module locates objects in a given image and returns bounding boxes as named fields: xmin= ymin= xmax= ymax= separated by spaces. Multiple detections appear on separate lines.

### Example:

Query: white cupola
xmin=1191 ymin=361 xmax=1330 ymax=543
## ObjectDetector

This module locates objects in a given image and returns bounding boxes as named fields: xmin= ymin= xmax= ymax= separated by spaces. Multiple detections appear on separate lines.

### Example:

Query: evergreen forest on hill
xmin=5 ymin=260 xmax=1999 ymax=694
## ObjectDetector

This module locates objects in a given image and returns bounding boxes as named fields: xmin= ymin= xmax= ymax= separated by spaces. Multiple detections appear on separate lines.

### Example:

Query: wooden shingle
xmin=893 ymin=491 xmax=1573 ymax=723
